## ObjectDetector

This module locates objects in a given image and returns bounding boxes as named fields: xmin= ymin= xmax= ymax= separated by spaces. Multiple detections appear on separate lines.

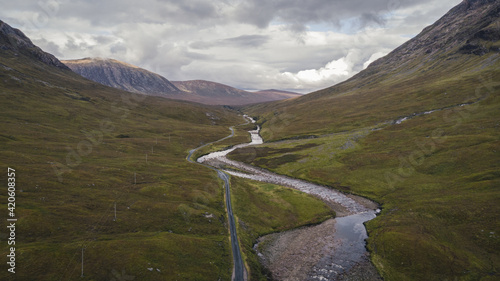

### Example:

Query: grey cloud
xmin=2 ymin=0 xmax=446 ymax=32
xmin=190 ymin=34 xmax=269 ymax=50
xmin=185 ymin=50 xmax=211 ymax=60
xmin=174 ymin=1 xmax=218 ymax=19
xmin=0 ymin=0 xmax=462 ymax=94
xmin=359 ymin=13 xmax=386 ymax=29
xmin=222 ymin=34 xmax=270 ymax=47
xmin=189 ymin=41 xmax=214 ymax=50
xmin=58 ymin=0 xmax=222 ymax=27
xmin=110 ymin=42 xmax=127 ymax=54
xmin=233 ymin=0 xmax=440 ymax=32
xmin=32 ymin=37 xmax=63 ymax=57
xmin=94 ymin=35 xmax=114 ymax=45
xmin=65 ymin=36 xmax=93 ymax=52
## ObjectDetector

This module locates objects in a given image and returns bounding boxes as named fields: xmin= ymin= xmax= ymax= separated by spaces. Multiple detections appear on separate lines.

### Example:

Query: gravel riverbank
xmin=198 ymin=119 xmax=382 ymax=280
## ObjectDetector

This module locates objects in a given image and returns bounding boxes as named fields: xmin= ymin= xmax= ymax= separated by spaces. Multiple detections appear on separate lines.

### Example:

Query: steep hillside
xmin=0 ymin=20 xmax=331 ymax=280
xmin=0 ymin=20 xmax=69 ymax=70
xmin=237 ymin=0 xmax=500 ymax=280
xmin=63 ymin=58 xmax=299 ymax=106
xmin=0 ymin=21 xmax=244 ymax=280
xmin=248 ymin=0 xmax=500 ymax=140
xmin=62 ymin=57 xmax=181 ymax=96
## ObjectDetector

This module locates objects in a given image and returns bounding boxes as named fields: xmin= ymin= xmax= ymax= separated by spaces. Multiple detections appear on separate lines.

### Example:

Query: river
xmin=195 ymin=115 xmax=381 ymax=280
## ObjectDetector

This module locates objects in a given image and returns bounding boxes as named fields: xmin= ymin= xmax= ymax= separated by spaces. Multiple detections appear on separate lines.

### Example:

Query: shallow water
xmin=306 ymin=212 xmax=378 ymax=280
xmin=197 ymin=118 xmax=380 ymax=279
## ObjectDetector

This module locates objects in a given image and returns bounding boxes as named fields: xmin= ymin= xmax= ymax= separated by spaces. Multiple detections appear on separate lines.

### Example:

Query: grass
xmin=191 ymin=121 xmax=255 ymax=161
xmin=247 ymin=52 xmax=500 ymax=142
xmin=0 ymin=50 xmax=247 ymax=280
xmin=229 ymin=177 xmax=334 ymax=280
xmin=0 ymin=50 xmax=336 ymax=280
xmin=239 ymin=50 xmax=500 ymax=280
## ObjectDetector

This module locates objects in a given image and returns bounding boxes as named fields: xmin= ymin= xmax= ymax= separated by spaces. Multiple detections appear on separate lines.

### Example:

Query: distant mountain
xmin=172 ymin=80 xmax=252 ymax=98
xmin=0 ymin=19 xmax=249 ymax=281
xmin=0 ymin=20 xmax=70 ymax=70
xmin=63 ymin=58 xmax=297 ymax=105
xmin=62 ymin=57 xmax=180 ymax=96
xmin=172 ymin=80 xmax=298 ymax=105
xmin=252 ymin=89 xmax=301 ymax=100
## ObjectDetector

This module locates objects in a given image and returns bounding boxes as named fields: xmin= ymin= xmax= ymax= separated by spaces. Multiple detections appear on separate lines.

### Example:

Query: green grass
xmin=239 ymin=49 xmax=500 ymax=280
xmin=235 ymin=93 xmax=500 ymax=280
xmin=0 ymin=51 xmax=245 ymax=280
xmin=229 ymin=177 xmax=334 ymax=280
xmin=191 ymin=121 xmax=255 ymax=160
xmin=247 ymin=53 xmax=499 ymax=142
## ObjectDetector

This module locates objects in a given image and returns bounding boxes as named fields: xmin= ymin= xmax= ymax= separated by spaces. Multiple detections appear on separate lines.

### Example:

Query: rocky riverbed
xmin=198 ymin=117 xmax=382 ymax=280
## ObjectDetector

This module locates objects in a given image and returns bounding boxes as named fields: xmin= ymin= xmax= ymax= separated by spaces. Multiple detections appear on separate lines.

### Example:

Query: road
xmin=187 ymin=117 xmax=250 ymax=281
xmin=196 ymin=117 xmax=381 ymax=280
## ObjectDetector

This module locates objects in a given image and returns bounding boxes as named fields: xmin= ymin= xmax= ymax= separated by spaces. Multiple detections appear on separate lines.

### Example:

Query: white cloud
xmin=0 ymin=0 xmax=463 ymax=93
xmin=363 ymin=51 xmax=387 ymax=69
xmin=282 ymin=50 xmax=356 ymax=84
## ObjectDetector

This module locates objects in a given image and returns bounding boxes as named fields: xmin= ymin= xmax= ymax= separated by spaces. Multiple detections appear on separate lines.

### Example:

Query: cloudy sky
xmin=1 ymin=0 xmax=461 ymax=93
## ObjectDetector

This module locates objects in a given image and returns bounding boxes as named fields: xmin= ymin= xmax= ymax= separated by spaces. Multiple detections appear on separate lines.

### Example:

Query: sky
xmin=0 ymin=0 xmax=462 ymax=93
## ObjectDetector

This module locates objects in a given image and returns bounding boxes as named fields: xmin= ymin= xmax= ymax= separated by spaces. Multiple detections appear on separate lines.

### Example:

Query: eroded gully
xmin=190 ymin=115 xmax=381 ymax=280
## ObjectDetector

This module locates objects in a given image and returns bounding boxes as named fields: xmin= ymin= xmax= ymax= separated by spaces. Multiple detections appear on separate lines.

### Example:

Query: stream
xmin=196 ymin=115 xmax=381 ymax=280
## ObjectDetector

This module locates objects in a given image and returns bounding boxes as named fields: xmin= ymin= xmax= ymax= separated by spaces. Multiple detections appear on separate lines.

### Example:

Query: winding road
xmin=187 ymin=116 xmax=251 ymax=281
xmin=189 ymin=115 xmax=380 ymax=280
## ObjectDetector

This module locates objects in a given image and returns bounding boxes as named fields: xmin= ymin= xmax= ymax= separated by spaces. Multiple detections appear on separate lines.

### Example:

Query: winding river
xmin=191 ymin=115 xmax=381 ymax=280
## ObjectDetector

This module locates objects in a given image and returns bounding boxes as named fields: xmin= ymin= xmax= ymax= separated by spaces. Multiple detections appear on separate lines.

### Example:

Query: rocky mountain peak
xmin=62 ymin=57 xmax=180 ymax=95
xmin=367 ymin=0 xmax=499 ymax=71
xmin=0 ymin=20 xmax=70 ymax=70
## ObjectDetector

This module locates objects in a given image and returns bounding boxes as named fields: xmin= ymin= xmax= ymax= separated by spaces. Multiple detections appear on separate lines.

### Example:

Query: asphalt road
xmin=187 ymin=118 xmax=249 ymax=281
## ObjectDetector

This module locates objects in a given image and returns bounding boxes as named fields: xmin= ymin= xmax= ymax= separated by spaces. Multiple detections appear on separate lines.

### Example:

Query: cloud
xmin=278 ymin=49 xmax=364 ymax=90
xmin=363 ymin=51 xmax=387 ymax=69
xmin=190 ymin=34 xmax=269 ymax=50
xmin=0 ymin=0 xmax=463 ymax=93
xmin=109 ymin=42 xmax=127 ymax=55
xmin=32 ymin=37 xmax=63 ymax=57
xmin=231 ymin=0 xmax=443 ymax=33
xmin=223 ymin=34 xmax=270 ymax=47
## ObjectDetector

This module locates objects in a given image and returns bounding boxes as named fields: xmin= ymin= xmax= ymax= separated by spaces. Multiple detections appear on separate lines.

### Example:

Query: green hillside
xmin=238 ymin=1 xmax=500 ymax=280
xmin=0 ymin=19 xmax=335 ymax=280
xmin=0 ymin=33 xmax=246 ymax=279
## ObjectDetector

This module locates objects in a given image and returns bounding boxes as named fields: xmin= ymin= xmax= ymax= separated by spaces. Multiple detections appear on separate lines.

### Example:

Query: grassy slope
xmin=191 ymin=118 xmax=335 ymax=280
xmin=0 ymin=51 xmax=247 ymax=280
xmin=229 ymin=177 xmax=333 ymax=280
xmin=191 ymin=122 xmax=255 ymax=161
xmin=239 ymin=49 xmax=500 ymax=279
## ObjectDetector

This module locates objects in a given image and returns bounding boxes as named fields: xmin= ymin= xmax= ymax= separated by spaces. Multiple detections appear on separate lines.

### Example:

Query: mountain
xmin=239 ymin=0 xmax=500 ymax=280
xmin=172 ymin=79 xmax=254 ymax=101
xmin=252 ymin=89 xmax=301 ymax=100
xmin=1 ymin=20 xmax=243 ymax=280
xmin=0 ymin=20 xmax=325 ymax=281
xmin=248 ymin=0 xmax=500 ymax=139
xmin=0 ymin=20 xmax=70 ymax=70
xmin=62 ymin=57 xmax=180 ymax=96
xmin=172 ymin=80 xmax=299 ymax=105
xmin=64 ymin=58 xmax=298 ymax=105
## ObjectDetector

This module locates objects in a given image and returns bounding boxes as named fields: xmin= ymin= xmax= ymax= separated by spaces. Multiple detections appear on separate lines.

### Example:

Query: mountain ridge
xmin=64 ymin=58 xmax=300 ymax=105
xmin=0 ymin=18 xmax=331 ymax=281
xmin=247 ymin=0 xmax=500 ymax=139
xmin=241 ymin=1 xmax=500 ymax=279
xmin=62 ymin=57 xmax=181 ymax=96
xmin=0 ymin=20 xmax=70 ymax=70
xmin=0 ymin=18 xmax=248 ymax=281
